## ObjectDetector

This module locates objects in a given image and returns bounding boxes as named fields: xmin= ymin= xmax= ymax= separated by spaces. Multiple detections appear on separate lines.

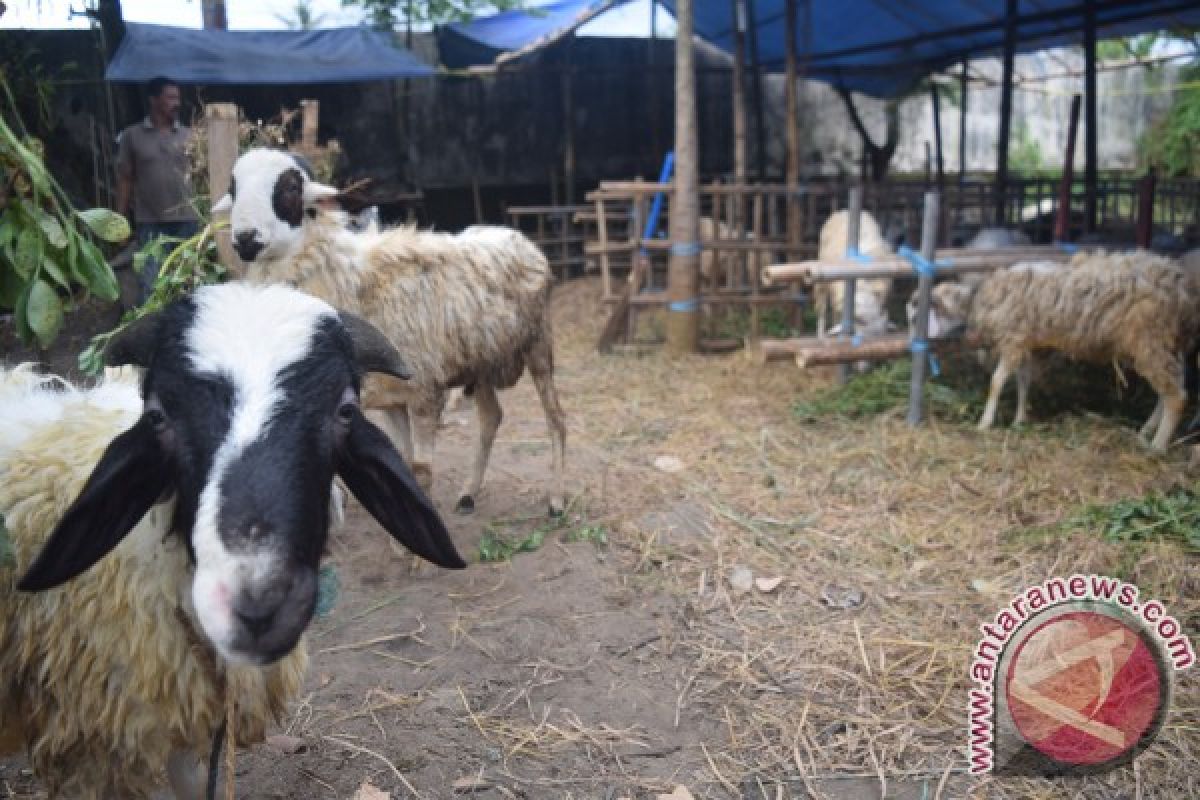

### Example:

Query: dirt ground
xmin=2 ymin=276 xmax=1197 ymax=799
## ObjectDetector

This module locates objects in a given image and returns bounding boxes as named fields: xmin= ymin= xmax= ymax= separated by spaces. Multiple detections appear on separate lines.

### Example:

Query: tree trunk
xmin=837 ymin=87 xmax=898 ymax=182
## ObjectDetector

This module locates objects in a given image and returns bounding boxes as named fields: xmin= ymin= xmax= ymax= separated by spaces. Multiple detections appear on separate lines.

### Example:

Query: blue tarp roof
xmin=439 ymin=0 xmax=616 ymax=68
xmin=670 ymin=0 xmax=1200 ymax=96
xmin=443 ymin=0 xmax=1200 ymax=96
xmin=106 ymin=23 xmax=435 ymax=84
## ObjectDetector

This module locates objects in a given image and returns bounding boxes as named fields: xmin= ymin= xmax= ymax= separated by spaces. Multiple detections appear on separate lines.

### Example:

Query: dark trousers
xmin=135 ymin=220 xmax=199 ymax=304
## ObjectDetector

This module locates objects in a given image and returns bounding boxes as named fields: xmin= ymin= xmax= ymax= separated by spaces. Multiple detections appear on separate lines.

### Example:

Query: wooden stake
xmin=907 ymin=191 xmax=940 ymax=426
xmin=206 ymin=102 xmax=244 ymax=277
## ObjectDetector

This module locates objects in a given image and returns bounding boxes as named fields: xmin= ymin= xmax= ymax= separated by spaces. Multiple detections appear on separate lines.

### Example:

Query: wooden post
xmin=993 ymin=0 xmax=1017 ymax=226
xmin=958 ymin=60 xmax=968 ymax=185
xmin=597 ymin=198 xmax=611 ymax=299
xmin=745 ymin=0 xmax=767 ymax=180
xmin=1135 ymin=170 xmax=1156 ymax=249
xmin=784 ymin=0 xmax=800 ymax=233
xmin=1055 ymin=94 xmax=1081 ymax=243
xmin=1083 ymin=0 xmax=1098 ymax=234
xmin=907 ymin=191 xmax=940 ymax=426
xmin=731 ymin=0 xmax=748 ymax=183
xmin=206 ymin=102 xmax=244 ymax=276
xmin=838 ymin=188 xmax=861 ymax=384
xmin=666 ymin=0 xmax=701 ymax=355
xmin=561 ymin=40 xmax=577 ymax=205
xmin=300 ymin=99 xmax=319 ymax=155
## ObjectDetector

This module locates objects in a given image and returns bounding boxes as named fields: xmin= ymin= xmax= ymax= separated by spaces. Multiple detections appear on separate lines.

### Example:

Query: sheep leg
xmin=1140 ymin=399 xmax=1163 ymax=440
xmin=1139 ymin=350 xmax=1187 ymax=451
xmin=165 ymin=750 xmax=205 ymax=800
xmin=1013 ymin=359 xmax=1033 ymax=426
xmin=368 ymin=407 xmax=414 ymax=463
xmin=979 ymin=354 xmax=1017 ymax=431
xmin=409 ymin=407 xmax=438 ymax=494
xmin=528 ymin=336 xmax=568 ymax=516
xmin=455 ymin=383 xmax=501 ymax=514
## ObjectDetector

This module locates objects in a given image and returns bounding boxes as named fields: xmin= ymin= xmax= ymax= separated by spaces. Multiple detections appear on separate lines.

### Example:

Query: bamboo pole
xmin=838 ymin=188 xmax=862 ymax=384
xmin=907 ymin=191 xmax=940 ymax=426
xmin=1055 ymin=95 xmax=1082 ymax=242
xmin=1083 ymin=0 xmax=1098 ymax=234
xmin=666 ymin=0 xmax=700 ymax=355
xmin=993 ymin=0 xmax=1017 ymax=226
xmin=731 ymin=0 xmax=747 ymax=183
xmin=764 ymin=246 xmax=1077 ymax=284
xmin=206 ymin=102 xmax=243 ymax=276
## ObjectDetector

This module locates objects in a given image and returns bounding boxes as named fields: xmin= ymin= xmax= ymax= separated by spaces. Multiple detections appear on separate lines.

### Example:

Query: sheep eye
xmin=145 ymin=408 xmax=167 ymax=430
xmin=336 ymin=401 xmax=357 ymax=424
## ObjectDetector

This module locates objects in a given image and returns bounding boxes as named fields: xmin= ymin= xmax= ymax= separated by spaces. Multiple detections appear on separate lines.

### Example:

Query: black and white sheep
xmin=0 ymin=282 xmax=463 ymax=797
xmin=213 ymin=148 xmax=567 ymax=515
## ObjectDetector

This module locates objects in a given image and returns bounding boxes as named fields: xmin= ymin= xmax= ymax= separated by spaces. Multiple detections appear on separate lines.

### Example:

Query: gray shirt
xmin=116 ymin=118 xmax=198 ymax=224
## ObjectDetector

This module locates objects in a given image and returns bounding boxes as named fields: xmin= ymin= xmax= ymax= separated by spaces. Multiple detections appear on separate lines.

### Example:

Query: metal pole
xmin=745 ymin=0 xmax=768 ymax=180
xmin=666 ymin=0 xmax=700 ymax=355
xmin=838 ymin=188 xmax=862 ymax=385
xmin=993 ymin=0 xmax=1017 ymax=226
xmin=958 ymin=60 xmax=968 ymax=185
xmin=908 ymin=191 xmax=940 ymax=426
xmin=1083 ymin=0 xmax=1098 ymax=234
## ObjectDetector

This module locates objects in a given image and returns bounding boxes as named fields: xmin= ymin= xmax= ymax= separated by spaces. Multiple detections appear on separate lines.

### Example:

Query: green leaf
xmin=0 ymin=211 xmax=15 ymax=251
xmin=13 ymin=226 xmax=40 ymax=279
xmin=13 ymin=281 xmax=33 ymax=343
xmin=0 ymin=261 xmax=23 ymax=309
xmin=75 ymin=238 xmax=119 ymax=301
xmin=41 ymin=253 xmax=70 ymax=289
xmin=75 ymin=208 xmax=131 ymax=243
xmin=25 ymin=279 xmax=63 ymax=348
xmin=33 ymin=207 xmax=67 ymax=250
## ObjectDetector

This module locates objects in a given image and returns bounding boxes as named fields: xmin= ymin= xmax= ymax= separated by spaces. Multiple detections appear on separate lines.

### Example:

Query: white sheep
xmin=0 ymin=283 xmax=463 ymax=797
xmin=924 ymin=250 xmax=1200 ymax=450
xmin=214 ymin=148 xmax=567 ymax=515
xmin=814 ymin=209 xmax=893 ymax=338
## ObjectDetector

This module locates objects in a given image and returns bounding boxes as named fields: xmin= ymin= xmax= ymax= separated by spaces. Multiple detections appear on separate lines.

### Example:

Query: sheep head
xmin=212 ymin=148 xmax=341 ymax=264
xmin=18 ymin=283 xmax=465 ymax=666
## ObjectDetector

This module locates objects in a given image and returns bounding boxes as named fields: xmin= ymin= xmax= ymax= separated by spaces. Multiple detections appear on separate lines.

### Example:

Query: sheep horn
xmin=105 ymin=312 xmax=164 ymax=368
xmin=339 ymin=312 xmax=412 ymax=381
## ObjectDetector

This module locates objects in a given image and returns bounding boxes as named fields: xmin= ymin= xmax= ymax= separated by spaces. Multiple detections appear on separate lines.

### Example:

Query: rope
xmin=897 ymin=245 xmax=952 ymax=278
xmin=844 ymin=246 xmax=873 ymax=264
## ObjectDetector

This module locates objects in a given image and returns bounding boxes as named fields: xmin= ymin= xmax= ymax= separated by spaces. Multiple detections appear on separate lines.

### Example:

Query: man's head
xmin=146 ymin=76 xmax=182 ymax=124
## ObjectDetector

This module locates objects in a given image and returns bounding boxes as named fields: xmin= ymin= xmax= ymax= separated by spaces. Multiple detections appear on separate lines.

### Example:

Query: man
xmin=115 ymin=76 xmax=199 ymax=303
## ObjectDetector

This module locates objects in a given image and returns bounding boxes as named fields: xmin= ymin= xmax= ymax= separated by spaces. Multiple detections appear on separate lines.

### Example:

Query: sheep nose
xmin=233 ymin=584 xmax=287 ymax=638
xmin=233 ymin=231 xmax=264 ymax=261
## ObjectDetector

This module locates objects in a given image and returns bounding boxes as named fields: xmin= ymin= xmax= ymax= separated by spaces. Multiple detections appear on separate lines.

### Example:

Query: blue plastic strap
xmin=909 ymin=338 xmax=941 ymax=376
xmin=929 ymin=354 xmax=942 ymax=378
xmin=909 ymin=337 xmax=930 ymax=354
xmin=641 ymin=151 xmax=675 ymax=244
xmin=851 ymin=334 xmax=864 ymax=347
xmin=844 ymin=246 xmax=873 ymax=264
xmin=1055 ymin=241 xmax=1079 ymax=254
xmin=671 ymin=241 xmax=703 ymax=257
xmin=669 ymin=298 xmax=699 ymax=312
xmin=898 ymin=245 xmax=952 ymax=277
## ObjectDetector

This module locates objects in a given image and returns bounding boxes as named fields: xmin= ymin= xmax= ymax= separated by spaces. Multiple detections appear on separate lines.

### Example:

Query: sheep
xmin=213 ymin=148 xmax=567 ymax=516
xmin=814 ymin=209 xmax=894 ymax=338
xmin=922 ymin=250 xmax=1200 ymax=450
xmin=0 ymin=282 xmax=464 ymax=798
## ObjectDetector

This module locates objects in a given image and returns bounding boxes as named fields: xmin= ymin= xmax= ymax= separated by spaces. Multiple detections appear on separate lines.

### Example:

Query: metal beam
xmin=994 ymin=0 xmax=1017 ymax=226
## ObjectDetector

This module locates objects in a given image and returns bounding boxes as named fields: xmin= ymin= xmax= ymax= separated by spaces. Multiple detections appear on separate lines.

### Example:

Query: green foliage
xmin=793 ymin=358 xmax=983 ymax=422
xmin=345 ymin=0 xmax=524 ymax=29
xmin=1140 ymin=64 xmax=1200 ymax=177
xmin=1072 ymin=487 xmax=1200 ymax=552
xmin=478 ymin=508 xmax=607 ymax=562
xmin=1096 ymin=34 xmax=1160 ymax=63
xmin=0 ymin=81 xmax=126 ymax=348
xmin=78 ymin=225 xmax=225 ymax=375
xmin=275 ymin=0 xmax=329 ymax=29
xmin=1008 ymin=119 xmax=1045 ymax=178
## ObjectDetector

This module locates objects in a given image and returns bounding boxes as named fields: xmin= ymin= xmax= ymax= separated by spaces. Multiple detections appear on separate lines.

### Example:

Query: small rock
xmin=351 ymin=783 xmax=389 ymax=800
xmin=452 ymin=776 xmax=491 ymax=793
xmin=265 ymin=734 xmax=307 ymax=755
xmin=755 ymin=576 xmax=783 ymax=593
xmin=729 ymin=566 xmax=754 ymax=595
xmin=657 ymin=787 xmax=696 ymax=800
xmin=654 ymin=455 xmax=685 ymax=473
xmin=820 ymin=584 xmax=864 ymax=609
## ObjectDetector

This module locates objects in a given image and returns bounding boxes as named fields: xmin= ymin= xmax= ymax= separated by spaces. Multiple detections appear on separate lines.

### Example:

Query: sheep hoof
xmin=455 ymin=495 xmax=475 ymax=514
xmin=547 ymin=498 xmax=565 ymax=518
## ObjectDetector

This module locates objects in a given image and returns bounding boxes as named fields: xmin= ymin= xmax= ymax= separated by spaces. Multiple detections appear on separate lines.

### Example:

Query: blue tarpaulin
xmin=439 ymin=0 xmax=622 ymax=68
xmin=443 ymin=0 xmax=1200 ymax=96
xmin=106 ymin=23 xmax=435 ymax=84
xmin=669 ymin=0 xmax=1200 ymax=96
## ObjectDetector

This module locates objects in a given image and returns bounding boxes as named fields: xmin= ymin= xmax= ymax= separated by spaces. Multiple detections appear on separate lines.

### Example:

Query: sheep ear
xmin=339 ymin=312 xmax=412 ymax=380
xmin=106 ymin=312 xmax=163 ymax=368
xmin=211 ymin=193 xmax=232 ymax=214
xmin=335 ymin=412 xmax=465 ymax=569
xmin=18 ymin=416 xmax=173 ymax=591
